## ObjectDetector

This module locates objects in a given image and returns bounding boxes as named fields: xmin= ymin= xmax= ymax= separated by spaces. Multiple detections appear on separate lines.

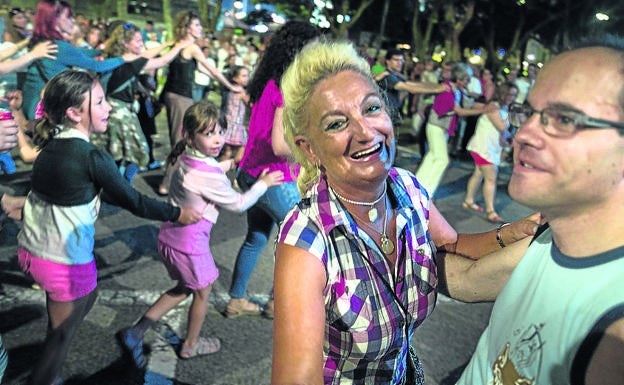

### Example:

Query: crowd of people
xmin=0 ymin=1 xmax=622 ymax=385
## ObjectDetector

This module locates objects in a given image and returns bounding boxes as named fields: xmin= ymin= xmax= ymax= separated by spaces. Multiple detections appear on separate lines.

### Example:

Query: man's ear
xmin=65 ymin=106 xmax=82 ymax=123
xmin=294 ymin=134 xmax=318 ymax=165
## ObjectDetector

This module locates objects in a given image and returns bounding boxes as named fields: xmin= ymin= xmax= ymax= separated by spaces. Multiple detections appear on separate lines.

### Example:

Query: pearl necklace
xmin=331 ymin=183 xmax=387 ymax=222
xmin=347 ymin=194 xmax=395 ymax=255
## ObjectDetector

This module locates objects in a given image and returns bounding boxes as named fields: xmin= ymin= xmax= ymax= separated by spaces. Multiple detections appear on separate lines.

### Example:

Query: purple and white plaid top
xmin=277 ymin=167 xmax=438 ymax=384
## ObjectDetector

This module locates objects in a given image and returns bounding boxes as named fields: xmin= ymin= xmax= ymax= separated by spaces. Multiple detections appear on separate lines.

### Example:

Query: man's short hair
xmin=385 ymin=48 xmax=404 ymax=61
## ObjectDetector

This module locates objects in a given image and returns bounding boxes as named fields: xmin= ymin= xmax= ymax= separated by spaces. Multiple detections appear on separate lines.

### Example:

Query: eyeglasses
xmin=509 ymin=103 xmax=624 ymax=137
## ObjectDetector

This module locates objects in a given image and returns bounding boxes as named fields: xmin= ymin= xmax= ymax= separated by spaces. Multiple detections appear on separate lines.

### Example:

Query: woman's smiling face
xmin=297 ymin=70 xmax=395 ymax=194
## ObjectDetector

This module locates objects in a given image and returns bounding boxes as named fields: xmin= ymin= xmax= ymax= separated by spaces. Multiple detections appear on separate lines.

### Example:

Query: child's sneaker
xmin=116 ymin=327 xmax=146 ymax=369
xmin=124 ymin=163 xmax=140 ymax=183
xmin=0 ymin=152 xmax=16 ymax=175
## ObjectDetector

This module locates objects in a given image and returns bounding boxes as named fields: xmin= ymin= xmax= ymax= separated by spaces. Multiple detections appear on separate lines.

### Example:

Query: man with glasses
xmin=456 ymin=38 xmax=624 ymax=384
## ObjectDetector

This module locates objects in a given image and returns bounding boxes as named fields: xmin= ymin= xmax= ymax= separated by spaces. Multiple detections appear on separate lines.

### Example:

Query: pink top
xmin=238 ymin=79 xmax=298 ymax=182
xmin=431 ymin=81 xmax=460 ymax=136
xmin=159 ymin=152 xmax=267 ymax=254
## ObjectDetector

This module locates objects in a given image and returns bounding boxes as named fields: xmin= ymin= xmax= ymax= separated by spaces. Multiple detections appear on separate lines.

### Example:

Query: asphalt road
xmin=0 ymin=115 xmax=534 ymax=385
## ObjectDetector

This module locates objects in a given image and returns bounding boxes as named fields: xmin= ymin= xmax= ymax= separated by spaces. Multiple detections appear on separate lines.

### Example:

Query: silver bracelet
xmin=496 ymin=222 xmax=510 ymax=248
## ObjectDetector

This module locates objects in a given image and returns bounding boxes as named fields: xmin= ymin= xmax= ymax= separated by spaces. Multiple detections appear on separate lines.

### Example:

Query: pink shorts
xmin=158 ymin=241 xmax=219 ymax=290
xmin=470 ymin=151 xmax=493 ymax=166
xmin=18 ymin=247 xmax=97 ymax=302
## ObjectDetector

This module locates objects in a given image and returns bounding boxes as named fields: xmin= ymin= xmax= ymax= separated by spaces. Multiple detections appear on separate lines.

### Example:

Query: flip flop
xmin=462 ymin=201 xmax=484 ymax=213
xmin=179 ymin=336 xmax=221 ymax=359
xmin=224 ymin=299 xmax=263 ymax=318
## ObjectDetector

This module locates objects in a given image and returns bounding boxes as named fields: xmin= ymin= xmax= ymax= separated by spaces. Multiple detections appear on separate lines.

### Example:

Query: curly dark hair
xmin=247 ymin=21 xmax=320 ymax=104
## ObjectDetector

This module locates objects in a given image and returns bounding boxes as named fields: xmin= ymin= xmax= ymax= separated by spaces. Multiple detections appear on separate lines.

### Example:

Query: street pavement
xmin=0 ymin=115 xmax=534 ymax=385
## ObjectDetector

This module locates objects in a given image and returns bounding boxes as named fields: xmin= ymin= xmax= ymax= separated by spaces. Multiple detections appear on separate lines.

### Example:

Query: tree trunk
xmin=162 ymin=0 xmax=172 ymax=41
xmin=444 ymin=1 xmax=474 ymax=62
xmin=207 ymin=0 xmax=224 ymax=33
xmin=197 ymin=0 xmax=209 ymax=29
xmin=116 ymin=0 xmax=127 ymax=20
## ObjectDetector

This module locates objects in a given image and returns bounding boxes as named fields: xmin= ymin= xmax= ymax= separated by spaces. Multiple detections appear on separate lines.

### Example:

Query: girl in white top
xmin=463 ymin=82 xmax=518 ymax=223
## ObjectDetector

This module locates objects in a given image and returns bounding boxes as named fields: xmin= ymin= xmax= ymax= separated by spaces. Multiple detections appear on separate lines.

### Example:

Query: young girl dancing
xmin=118 ymin=100 xmax=283 ymax=367
xmin=221 ymin=65 xmax=250 ymax=162
xmin=17 ymin=70 xmax=201 ymax=385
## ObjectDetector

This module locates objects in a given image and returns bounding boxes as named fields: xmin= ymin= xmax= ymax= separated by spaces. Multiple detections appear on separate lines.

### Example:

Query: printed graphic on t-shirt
xmin=491 ymin=323 xmax=544 ymax=385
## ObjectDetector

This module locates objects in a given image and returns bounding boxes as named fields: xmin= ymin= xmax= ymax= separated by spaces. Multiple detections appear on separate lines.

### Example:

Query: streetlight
xmin=595 ymin=12 xmax=610 ymax=21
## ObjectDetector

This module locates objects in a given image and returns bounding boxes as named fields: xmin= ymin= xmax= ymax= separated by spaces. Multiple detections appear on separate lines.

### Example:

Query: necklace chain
xmin=344 ymin=194 xmax=395 ymax=255
xmin=331 ymin=184 xmax=387 ymax=223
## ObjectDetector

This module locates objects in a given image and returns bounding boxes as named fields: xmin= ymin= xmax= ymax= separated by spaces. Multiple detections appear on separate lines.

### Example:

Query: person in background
xmin=412 ymin=59 xmax=439 ymax=149
xmin=76 ymin=24 xmax=102 ymax=50
xmin=272 ymin=39 xmax=539 ymax=384
xmin=220 ymin=65 xmax=250 ymax=162
xmin=463 ymin=82 xmax=518 ymax=223
xmin=141 ymin=20 xmax=161 ymax=44
xmin=242 ymin=41 xmax=259 ymax=71
xmin=1 ymin=7 xmax=34 ymax=94
xmin=4 ymin=8 xmax=29 ymax=43
xmin=457 ymin=36 xmax=624 ymax=385
xmin=192 ymin=45 xmax=215 ymax=102
xmin=415 ymin=63 xmax=493 ymax=198
xmin=456 ymin=63 xmax=485 ymax=156
xmin=513 ymin=62 xmax=537 ymax=105
xmin=21 ymin=0 xmax=136 ymax=120
xmin=480 ymin=67 xmax=497 ymax=102
xmin=117 ymin=101 xmax=283 ymax=368
xmin=136 ymin=73 xmax=163 ymax=170
xmin=224 ymin=21 xmax=321 ymax=318
xmin=96 ymin=23 xmax=190 ymax=183
xmin=374 ymin=48 xmax=445 ymax=123
xmin=157 ymin=11 xmax=242 ymax=196
xmin=17 ymin=70 xmax=201 ymax=385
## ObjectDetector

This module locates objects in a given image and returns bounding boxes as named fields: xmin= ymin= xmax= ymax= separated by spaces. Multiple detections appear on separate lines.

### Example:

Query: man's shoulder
xmin=378 ymin=70 xmax=405 ymax=90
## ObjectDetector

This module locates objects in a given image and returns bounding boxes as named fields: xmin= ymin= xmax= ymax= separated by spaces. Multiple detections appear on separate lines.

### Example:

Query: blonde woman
xmin=272 ymin=40 xmax=539 ymax=384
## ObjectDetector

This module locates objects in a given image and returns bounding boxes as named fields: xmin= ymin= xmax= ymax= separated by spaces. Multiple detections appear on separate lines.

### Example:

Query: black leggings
xmin=29 ymin=289 xmax=98 ymax=385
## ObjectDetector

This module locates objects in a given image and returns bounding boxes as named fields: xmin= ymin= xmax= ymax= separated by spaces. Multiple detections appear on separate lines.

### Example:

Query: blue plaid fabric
xmin=278 ymin=167 xmax=438 ymax=384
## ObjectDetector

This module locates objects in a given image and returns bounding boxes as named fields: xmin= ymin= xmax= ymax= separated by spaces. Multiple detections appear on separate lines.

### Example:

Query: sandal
xmin=179 ymin=336 xmax=221 ymax=359
xmin=116 ymin=327 xmax=146 ymax=369
xmin=462 ymin=201 xmax=484 ymax=213
xmin=486 ymin=211 xmax=506 ymax=223
xmin=224 ymin=298 xmax=263 ymax=318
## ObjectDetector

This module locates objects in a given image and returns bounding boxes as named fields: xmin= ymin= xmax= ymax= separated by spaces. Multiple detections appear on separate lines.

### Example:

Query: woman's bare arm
xmin=272 ymin=243 xmax=326 ymax=385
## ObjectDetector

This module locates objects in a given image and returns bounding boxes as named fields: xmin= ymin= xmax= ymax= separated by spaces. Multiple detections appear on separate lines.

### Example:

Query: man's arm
xmin=437 ymin=236 xmax=531 ymax=302
xmin=395 ymin=80 xmax=446 ymax=95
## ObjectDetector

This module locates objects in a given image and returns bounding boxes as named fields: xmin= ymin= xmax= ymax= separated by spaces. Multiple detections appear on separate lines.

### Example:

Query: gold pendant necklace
xmin=331 ymin=184 xmax=386 ymax=223
xmin=380 ymin=195 xmax=395 ymax=255
xmin=344 ymin=193 xmax=395 ymax=256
